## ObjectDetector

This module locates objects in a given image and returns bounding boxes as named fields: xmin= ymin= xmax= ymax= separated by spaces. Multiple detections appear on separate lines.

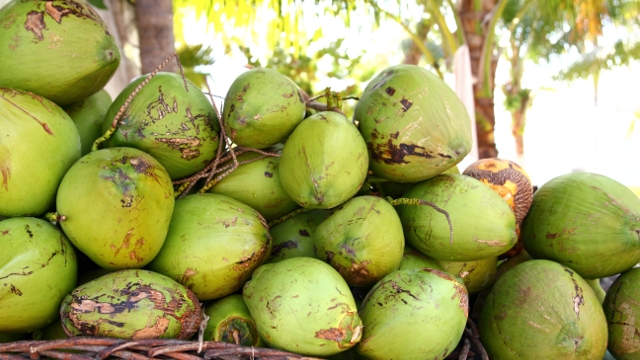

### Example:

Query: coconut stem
xmin=44 ymin=212 xmax=66 ymax=224
xmin=268 ymin=208 xmax=314 ymax=227
xmin=197 ymin=312 xmax=210 ymax=354
xmin=457 ymin=338 xmax=471 ymax=360
xmin=387 ymin=197 xmax=453 ymax=246
xmin=301 ymin=87 xmax=347 ymax=116
xmin=92 ymin=52 xmax=185 ymax=152
xmin=465 ymin=319 xmax=489 ymax=360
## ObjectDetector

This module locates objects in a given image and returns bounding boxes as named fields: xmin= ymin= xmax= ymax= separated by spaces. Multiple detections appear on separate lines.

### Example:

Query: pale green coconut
xmin=436 ymin=257 xmax=498 ymax=294
xmin=208 ymin=152 xmax=299 ymax=221
xmin=0 ymin=217 xmax=77 ymax=333
xmin=479 ymin=259 xmax=608 ymax=359
xmin=354 ymin=64 xmax=471 ymax=182
xmin=603 ymin=268 xmax=640 ymax=360
xmin=355 ymin=268 xmax=468 ymax=360
xmin=398 ymin=244 xmax=443 ymax=271
xmin=267 ymin=209 xmax=331 ymax=263
xmin=279 ymin=111 xmax=369 ymax=209
xmin=63 ymin=89 xmax=112 ymax=156
xmin=314 ymin=196 xmax=404 ymax=287
xmin=243 ymin=257 xmax=363 ymax=356
xmin=223 ymin=68 xmax=306 ymax=148
xmin=522 ymin=172 xmax=640 ymax=279
xmin=60 ymin=269 xmax=201 ymax=339
xmin=398 ymin=174 xmax=518 ymax=261
xmin=0 ymin=0 xmax=120 ymax=105
xmin=102 ymin=72 xmax=220 ymax=179
xmin=147 ymin=193 xmax=272 ymax=301
xmin=203 ymin=294 xmax=263 ymax=347
xmin=56 ymin=147 xmax=174 ymax=270
xmin=0 ymin=88 xmax=81 ymax=217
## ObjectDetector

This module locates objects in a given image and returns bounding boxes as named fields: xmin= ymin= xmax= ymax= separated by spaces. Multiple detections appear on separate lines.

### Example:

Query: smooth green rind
xmin=279 ymin=111 xmax=369 ymax=209
xmin=243 ymin=257 xmax=363 ymax=357
xmin=398 ymin=244 xmax=443 ymax=271
xmin=0 ymin=0 xmax=120 ymax=105
xmin=435 ymin=257 xmax=498 ymax=294
xmin=603 ymin=268 xmax=640 ymax=360
xmin=60 ymin=269 xmax=201 ymax=340
xmin=0 ymin=88 xmax=81 ymax=217
xmin=267 ymin=209 xmax=331 ymax=263
xmin=478 ymin=259 xmax=608 ymax=360
xmin=147 ymin=193 xmax=272 ymax=301
xmin=56 ymin=147 xmax=174 ymax=270
xmin=586 ymin=278 xmax=606 ymax=305
xmin=63 ymin=89 xmax=112 ymax=156
xmin=398 ymin=174 xmax=518 ymax=261
xmin=314 ymin=196 xmax=404 ymax=287
xmin=354 ymin=64 xmax=471 ymax=182
xmin=521 ymin=172 xmax=640 ymax=279
xmin=102 ymin=73 xmax=220 ymax=179
xmin=203 ymin=294 xmax=263 ymax=347
xmin=223 ymin=68 xmax=306 ymax=148
xmin=208 ymin=152 xmax=299 ymax=221
xmin=355 ymin=268 xmax=468 ymax=360
xmin=0 ymin=217 xmax=77 ymax=333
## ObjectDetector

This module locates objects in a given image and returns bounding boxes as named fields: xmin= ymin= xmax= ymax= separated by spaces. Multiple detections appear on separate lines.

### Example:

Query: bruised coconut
xmin=60 ymin=269 xmax=201 ymax=340
xmin=279 ymin=111 xmax=369 ymax=209
xmin=0 ymin=88 xmax=81 ymax=217
xmin=56 ymin=147 xmax=174 ymax=270
xmin=355 ymin=268 xmax=468 ymax=360
xmin=0 ymin=217 xmax=77 ymax=333
xmin=243 ymin=257 xmax=363 ymax=356
xmin=102 ymin=72 xmax=220 ymax=179
xmin=521 ymin=172 xmax=640 ymax=279
xmin=0 ymin=0 xmax=120 ymax=105
xmin=314 ymin=196 xmax=404 ymax=287
xmin=223 ymin=68 xmax=306 ymax=149
xmin=354 ymin=65 xmax=471 ymax=182
xmin=147 ymin=193 xmax=272 ymax=301
xmin=398 ymin=174 xmax=518 ymax=261
xmin=479 ymin=259 xmax=608 ymax=359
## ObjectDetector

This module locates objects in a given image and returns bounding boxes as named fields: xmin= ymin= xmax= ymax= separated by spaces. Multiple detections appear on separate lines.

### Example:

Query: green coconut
xmin=267 ymin=209 xmax=331 ymax=263
xmin=202 ymin=294 xmax=263 ymax=347
xmin=102 ymin=72 xmax=220 ymax=179
xmin=354 ymin=64 xmax=471 ymax=182
xmin=585 ymin=278 xmax=606 ymax=305
xmin=397 ymin=174 xmax=518 ymax=261
xmin=314 ymin=196 xmax=404 ymax=287
xmin=147 ymin=193 xmax=272 ymax=301
xmin=397 ymin=244 xmax=442 ymax=271
xmin=0 ymin=88 xmax=81 ymax=217
xmin=279 ymin=111 xmax=369 ymax=209
xmin=60 ymin=269 xmax=201 ymax=340
xmin=0 ymin=0 xmax=120 ymax=105
xmin=435 ymin=257 xmax=498 ymax=294
xmin=603 ymin=268 xmax=640 ymax=359
xmin=223 ymin=68 xmax=306 ymax=149
xmin=0 ymin=217 xmax=77 ymax=333
xmin=243 ymin=257 xmax=362 ymax=356
xmin=355 ymin=268 xmax=468 ymax=360
xmin=521 ymin=172 xmax=640 ymax=279
xmin=479 ymin=259 xmax=608 ymax=359
xmin=63 ymin=89 xmax=112 ymax=156
xmin=56 ymin=147 xmax=174 ymax=270
xmin=208 ymin=152 xmax=299 ymax=221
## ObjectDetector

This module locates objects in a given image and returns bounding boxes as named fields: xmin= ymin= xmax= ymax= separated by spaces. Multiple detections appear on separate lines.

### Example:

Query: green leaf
xmin=86 ymin=0 xmax=108 ymax=9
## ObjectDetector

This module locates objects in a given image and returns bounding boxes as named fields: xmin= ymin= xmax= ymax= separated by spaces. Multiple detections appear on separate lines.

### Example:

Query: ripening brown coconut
xmin=463 ymin=158 xmax=533 ymax=257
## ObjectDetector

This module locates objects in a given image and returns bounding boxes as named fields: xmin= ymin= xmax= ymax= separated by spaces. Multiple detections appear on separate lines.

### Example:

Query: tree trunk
xmin=458 ymin=0 xmax=499 ymax=159
xmin=135 ymin=0 xmax=177 ymax=73
xmin=512 ymin=108 xmax=525 ymax=155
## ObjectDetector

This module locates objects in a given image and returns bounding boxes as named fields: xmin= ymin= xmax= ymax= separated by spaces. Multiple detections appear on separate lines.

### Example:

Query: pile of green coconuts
xmin=2 ymin=1 xmax=640 ymax=359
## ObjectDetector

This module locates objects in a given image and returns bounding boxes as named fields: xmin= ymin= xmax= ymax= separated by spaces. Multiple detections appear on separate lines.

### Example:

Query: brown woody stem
xmin=387 ymin=197 xmax=453 ymax=245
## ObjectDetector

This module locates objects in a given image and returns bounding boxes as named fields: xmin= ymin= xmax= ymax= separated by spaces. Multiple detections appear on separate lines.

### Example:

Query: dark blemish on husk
xmin=325 ymin=250 xmax=335 ymax=262
xmin=264 ymin=171 xmax=273 ymax=178
xmin=129 ymin=157 xmax=152 ymax=174
xmin=563 ymin=268 xmax=585 ymax=319
xmin=155 ymin=137 xmax=201 ymax=160
xmin=25 ymin=225 xmax=33 ymax=238
xmin=45 ymin=2 xmax=76 ymax=23
xmin=385 ymin=87 xmax=396 ymax=96
xmin=0 ymin=93 xmax=54 ymax=135
xmin=271 ymin=240 xmax=298 ymax=257
xmin=369 ymin=139 xmax=436 ymax=165
xmin=25 ymin=11 xmax=46 ymax=41
xmin=0 ymin=269 xmax=34 ymax=280
xmin=236 ymin=83 xmax=250 ymax=103
xmin=438 ymin=153 xmax=452 ymax=159
xmin=9 ymin=284 xmax=22 ymax=296
xmin=315 ymin=327 xmax=347 ymax=342
xmin=370 ymin=70 xmax=394 ymax=92
xmin=333 ymin=260 xmax=372 ymax=287
xmin=299 ymin=229 xmax=310 ymax=237
xmin=0 ymin=156 xmax=9 ymax=190
xmin=1 ymin=230 xmax=9 ymax=236
xmin=400 ymin=98 xmax=413 ymax=112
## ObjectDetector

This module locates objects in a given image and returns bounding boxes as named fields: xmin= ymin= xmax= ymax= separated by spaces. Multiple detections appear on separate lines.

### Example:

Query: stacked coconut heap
xmin=2 ymin=1 xmax=640 ymax=360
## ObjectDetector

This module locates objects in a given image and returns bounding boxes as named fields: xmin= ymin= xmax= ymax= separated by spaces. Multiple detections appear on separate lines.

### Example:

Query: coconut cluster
xmin=2 ymin=1 xmax=640 ymax=360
